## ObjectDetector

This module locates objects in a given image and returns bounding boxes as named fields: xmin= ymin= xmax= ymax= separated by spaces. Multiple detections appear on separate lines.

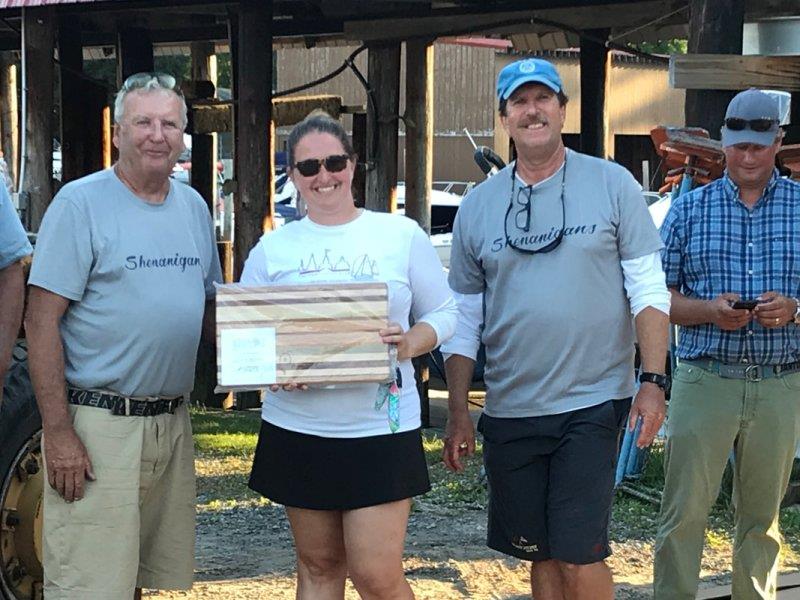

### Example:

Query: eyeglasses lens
xmin=294 ymin=155 xmax=350 ymax=177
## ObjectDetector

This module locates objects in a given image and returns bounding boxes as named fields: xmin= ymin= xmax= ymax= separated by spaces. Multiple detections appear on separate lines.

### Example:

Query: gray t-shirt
xmin=0 ymin=184 xmax=32 ymax=269
xmin=449 ymin=149 xmax=663 ymax=417
xmin=28 ymin=168 xmax=222 ymax=397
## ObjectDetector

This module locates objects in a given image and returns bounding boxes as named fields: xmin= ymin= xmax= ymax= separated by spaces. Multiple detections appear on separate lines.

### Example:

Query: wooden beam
xmin=403 ymin=39 xmax=434 ymax=234
xmin=671 ymin=54 xmax=800 ymax=92
xmin=24 ymin=7 xmax=54 ymax=231
xmin=343 ymin=1 xmax=676 ymax=42
xmin=365 ymin=43 xmax=401 ymax=213
xmin=191 ymin=95 xmax=343 ymax=134
xmin=684 ymin=0 xmax=744 ymax=136
xmin=190 ymin=40 xmax=216 ymax=215
xmin=273 ymin=95 xmax=342 ymax=126
xmin=116 ymin=26 xmax=153 ymax=85
xmin=404 ymin=39 xmax=434 ymax=428
xmin=58 ymin=17 xmax=84 ymax=183
xmin=579 ymin=28 xmax=610 ymax=158
xmin=234 ymin=0 xmax=272 ymax=281
xmin=0 ymin=52 xmax=18 ymax=188
xmin=352 ymin=111 xmax=367 ymax=207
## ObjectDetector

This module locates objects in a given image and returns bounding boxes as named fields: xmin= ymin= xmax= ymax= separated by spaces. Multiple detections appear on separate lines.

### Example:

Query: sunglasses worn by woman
xmin=293 ymin=154 xmax=351 ymax=177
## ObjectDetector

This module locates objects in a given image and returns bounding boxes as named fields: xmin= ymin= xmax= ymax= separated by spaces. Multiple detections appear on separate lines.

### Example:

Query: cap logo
xmin=518 ymin=60 xmax=537 ymax=74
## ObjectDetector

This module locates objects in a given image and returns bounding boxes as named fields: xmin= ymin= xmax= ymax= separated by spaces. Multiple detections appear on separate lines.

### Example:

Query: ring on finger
xmin=458 ymin=442 xmax=468 ymax=449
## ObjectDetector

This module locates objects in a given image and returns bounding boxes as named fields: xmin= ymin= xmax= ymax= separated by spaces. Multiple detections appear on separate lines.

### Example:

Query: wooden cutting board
xmin=215 ymin=282 xmax=393 ymax=391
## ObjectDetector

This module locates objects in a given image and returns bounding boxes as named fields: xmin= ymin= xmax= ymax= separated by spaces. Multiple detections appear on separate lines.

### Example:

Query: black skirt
xmin=248 ymin=419 xmax=431 ymax=510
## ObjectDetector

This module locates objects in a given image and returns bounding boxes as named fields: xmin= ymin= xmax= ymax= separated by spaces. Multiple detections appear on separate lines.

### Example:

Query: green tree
xmin=633 ymin=39 xmax=688 ymax=55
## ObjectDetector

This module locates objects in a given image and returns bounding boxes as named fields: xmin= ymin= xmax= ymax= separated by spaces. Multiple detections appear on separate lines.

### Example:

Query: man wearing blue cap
xmin=0 ymin=184 xmax=31 ymax=392
xmin=441 ymin=57 xmax=670 ymax=598
xmin=654 ymin=89 xmax=800 ymax=599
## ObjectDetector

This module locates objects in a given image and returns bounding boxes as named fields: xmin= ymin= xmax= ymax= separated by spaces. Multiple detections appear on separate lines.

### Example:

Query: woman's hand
xmin=380 ymin=321 xmax=438 ymax=361
xmin=379 ymin=322 xmax=409 ymax=360
xmin=268 ymin=383 xmax=308 ymax=392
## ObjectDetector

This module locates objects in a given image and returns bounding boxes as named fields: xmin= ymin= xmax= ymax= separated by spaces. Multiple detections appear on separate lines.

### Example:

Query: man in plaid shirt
xmin=654 ymin=88 xmax=800 ymax=599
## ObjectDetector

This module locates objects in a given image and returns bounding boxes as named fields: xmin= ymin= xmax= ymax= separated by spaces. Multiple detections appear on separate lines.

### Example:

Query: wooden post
xmin=190 ymin=41 xmax=217 ymax=215
xmin=234 ymin=0 xmax=271 ymax=279
xmin=189 ymin=43 xmax=223 ymax=410
xmin=404 ymin=39 xmax=433 ymax=234
xmin=366 ymin=43 xmax=401 ymax=213
xmin=352 ymin=111 xmax=367 ymax=208
xmin=685 ymin=0 xmax=744 ymax=135
xmin=116 ymin=27 xmax=154 ymax=85
xmin=0 ymin=53 xmax=18 ymax=188
xmin=234 ymin=0 xmax=271 ymax=410
xmin=58 ymin=18 xmax=83 ymax=183
xmin=404 ymin=39 xmax=435 ymax=428
xmin=580 ymin=29 xmax=610 ymax=158
xmin=24 ymin=7 xmax=55 ymax=231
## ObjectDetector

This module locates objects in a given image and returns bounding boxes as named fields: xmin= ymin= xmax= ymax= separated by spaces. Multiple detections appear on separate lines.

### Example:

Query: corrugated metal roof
xmin=0 ymin=0 xmax=109 ymax=7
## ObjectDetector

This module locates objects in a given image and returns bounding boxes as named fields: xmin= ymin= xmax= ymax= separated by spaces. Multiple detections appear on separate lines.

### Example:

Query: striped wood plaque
xmin=216 ymin=282 xmax=393 ymax=391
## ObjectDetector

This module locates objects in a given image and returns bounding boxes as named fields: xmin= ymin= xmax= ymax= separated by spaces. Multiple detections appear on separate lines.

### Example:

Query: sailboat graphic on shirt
xmin=299 ymin=249 xmax=379 ymax=280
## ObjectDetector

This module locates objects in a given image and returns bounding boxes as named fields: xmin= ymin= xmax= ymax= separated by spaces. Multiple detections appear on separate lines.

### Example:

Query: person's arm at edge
xmin=0 ymin=260 xmax=25 ymax=384
xmin=25 ymin=285 xmax=95 ymax=502
xmin=621 ymin=252 xmax=669 ymax=448
xmin=441 ymin=292 xmax=482 ymax=472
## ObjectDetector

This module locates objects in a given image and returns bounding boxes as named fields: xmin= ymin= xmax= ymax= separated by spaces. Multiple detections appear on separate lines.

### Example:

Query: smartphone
xmin=732 ymin=300 xmax=759 ymax=310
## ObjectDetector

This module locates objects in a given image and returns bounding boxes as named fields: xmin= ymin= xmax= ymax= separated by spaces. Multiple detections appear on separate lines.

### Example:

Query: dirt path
xmin=147 ymin=497 xmax=800 ymax=599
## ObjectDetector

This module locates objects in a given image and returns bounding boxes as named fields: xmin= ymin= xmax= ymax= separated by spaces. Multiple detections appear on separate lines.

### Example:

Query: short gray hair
xmin=113 ymin=74 xmax=188 ymax=127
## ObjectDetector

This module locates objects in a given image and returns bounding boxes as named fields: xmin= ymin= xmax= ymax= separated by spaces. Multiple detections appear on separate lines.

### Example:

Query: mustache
xmin=519 ymin=118 xmax=548 ymax=127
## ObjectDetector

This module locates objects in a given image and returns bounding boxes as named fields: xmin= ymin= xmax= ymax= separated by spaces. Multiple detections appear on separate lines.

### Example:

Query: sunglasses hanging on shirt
xmin=503 ymin=152 xmax=567 ymax=255
xmin=293 ymin=154 xmax=351 ymax=177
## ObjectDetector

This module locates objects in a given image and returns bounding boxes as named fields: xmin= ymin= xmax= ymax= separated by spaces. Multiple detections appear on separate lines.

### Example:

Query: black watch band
xmin=639 ymin=371 xmax=670 ymax=392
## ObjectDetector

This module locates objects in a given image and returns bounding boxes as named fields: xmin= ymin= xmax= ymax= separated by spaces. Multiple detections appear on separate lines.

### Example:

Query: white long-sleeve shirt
xmin=441 ymin=251 xmax=670 ymax=361
xmin=241 ymin=209 xmax=457 ymax=437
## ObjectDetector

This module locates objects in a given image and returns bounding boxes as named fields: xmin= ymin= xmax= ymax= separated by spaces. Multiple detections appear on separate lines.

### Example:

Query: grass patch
xmin=191 ymin=408 xmax=263 ymax=509
xmin=192 ymin=407 xmax=261 ymax=457
xmin=421 ymin=431 xmax=487 ymax=509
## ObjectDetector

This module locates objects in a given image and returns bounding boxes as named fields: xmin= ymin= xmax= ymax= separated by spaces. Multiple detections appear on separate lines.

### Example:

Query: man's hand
xmin=753 ymin=291 xmax=795 ymax=328
xmin=629 ymin=383 xmax=666 ymax=449
xmin=708 ymin=293 xmax=752 ymax=330
xmin=44 ymin=424 xmax=96 ymax=502
xmin=442 ymin=409 xmax=475 ymax=472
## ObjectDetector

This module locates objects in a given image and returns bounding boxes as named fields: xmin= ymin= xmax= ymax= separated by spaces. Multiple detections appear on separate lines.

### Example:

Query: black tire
xmin=0 ymin=342 xmax=43 ymax=600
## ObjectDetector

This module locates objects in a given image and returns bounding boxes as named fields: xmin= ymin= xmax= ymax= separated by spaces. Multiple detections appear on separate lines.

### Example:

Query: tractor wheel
xmin=0 ymin=342 xmax=43 ymax=600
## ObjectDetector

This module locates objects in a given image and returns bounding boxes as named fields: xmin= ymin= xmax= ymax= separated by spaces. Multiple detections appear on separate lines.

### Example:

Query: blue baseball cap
xmin=720 ymin=88 xmax=781 ymax=148
xmin=496 ymin=58 xmax=563 ymax=101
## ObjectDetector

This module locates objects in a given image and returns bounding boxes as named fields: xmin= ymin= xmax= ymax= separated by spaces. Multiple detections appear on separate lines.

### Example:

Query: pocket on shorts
xmin=673 ymin=363 xmax=706 ymax=385
xmin=780 ymin=372 xmax=800 ymax=391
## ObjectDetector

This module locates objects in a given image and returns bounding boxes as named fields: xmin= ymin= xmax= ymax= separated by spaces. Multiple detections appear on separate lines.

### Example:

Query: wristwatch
xmin=639 ymin=371 xmax=670 ymax=393
xmin=793 ymin=298 xmax=800 ymax=324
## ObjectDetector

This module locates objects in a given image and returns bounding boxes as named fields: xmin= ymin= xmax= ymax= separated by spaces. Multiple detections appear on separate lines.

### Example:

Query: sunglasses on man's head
xmin=293 ymin=154 xmax=350 ymax=177
xmin=122 ymin=72 xmax=181 ymax=94
xmin=724 ymin=117 xmax=779 ymax=132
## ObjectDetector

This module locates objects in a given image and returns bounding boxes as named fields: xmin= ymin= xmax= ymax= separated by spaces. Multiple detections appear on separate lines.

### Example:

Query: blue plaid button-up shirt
xmin=660 ymin=169 xmax=800 ymax=365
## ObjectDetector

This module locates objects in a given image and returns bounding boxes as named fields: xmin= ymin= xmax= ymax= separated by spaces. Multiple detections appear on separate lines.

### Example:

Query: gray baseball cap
xmin=720 ymin=88 xmax=781 ymax=148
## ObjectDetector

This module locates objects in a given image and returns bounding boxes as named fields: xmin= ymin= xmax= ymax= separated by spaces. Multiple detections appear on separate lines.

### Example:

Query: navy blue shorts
xmin=479 ymin=398 xmax=631 ymax=564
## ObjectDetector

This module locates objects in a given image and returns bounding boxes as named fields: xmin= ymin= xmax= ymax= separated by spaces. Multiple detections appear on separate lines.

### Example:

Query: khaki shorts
xmin=43 ymin=401 xmax=195 ymax=599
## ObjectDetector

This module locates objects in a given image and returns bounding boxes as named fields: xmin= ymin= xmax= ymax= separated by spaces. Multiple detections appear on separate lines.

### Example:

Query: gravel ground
xmin=144 ymin=402 xmax=800 ymax=599
xmin=145 ymin=494 xmax=800 ymax=599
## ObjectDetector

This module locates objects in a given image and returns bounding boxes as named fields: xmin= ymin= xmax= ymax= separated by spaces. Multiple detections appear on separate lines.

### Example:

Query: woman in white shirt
xmin=240 ymin=114 xmax=457 ymax=600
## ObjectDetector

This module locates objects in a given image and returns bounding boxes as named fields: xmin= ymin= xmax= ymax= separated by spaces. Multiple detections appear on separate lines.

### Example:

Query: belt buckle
xmin=745 ymin=364 xmax=762 ymax=382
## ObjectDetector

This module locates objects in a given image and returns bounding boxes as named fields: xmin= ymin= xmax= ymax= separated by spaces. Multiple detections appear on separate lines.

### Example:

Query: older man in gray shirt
xmin=442 ymin=57 xmax=670 ymax=599
xmin=25 ymin=72 xmax=221 ymax=599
